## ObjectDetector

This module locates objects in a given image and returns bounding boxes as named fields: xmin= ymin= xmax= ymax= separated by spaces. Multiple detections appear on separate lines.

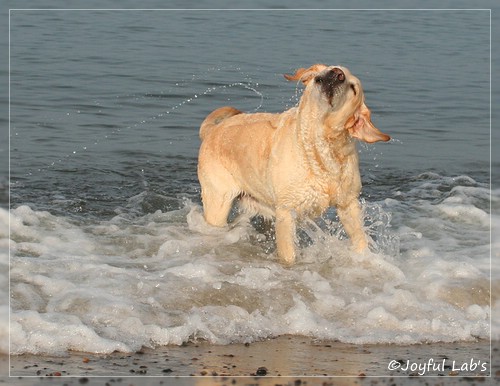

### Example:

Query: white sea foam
xmin=2 ymin=177 xmax=497 ymax=355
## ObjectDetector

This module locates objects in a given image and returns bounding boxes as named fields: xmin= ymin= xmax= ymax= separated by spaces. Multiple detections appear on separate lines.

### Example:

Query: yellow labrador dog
xmin=198 ymin=64 xmax=390 ymax=265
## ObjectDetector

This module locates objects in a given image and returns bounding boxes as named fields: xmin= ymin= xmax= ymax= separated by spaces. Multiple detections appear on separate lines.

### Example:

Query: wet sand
xmin=2 ymin=336 xmax=499 ymax=385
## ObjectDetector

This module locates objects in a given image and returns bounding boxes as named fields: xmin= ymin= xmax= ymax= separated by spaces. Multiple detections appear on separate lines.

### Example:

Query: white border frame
xmin=7 ymin=7 xmax=493 ymax=380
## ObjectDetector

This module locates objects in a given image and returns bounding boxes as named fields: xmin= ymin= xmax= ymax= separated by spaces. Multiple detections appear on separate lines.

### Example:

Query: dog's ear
xmin=347 ymin=104 xmax=391 ymax=143
xmin=284 ymin=64 xmax=327 ymax=85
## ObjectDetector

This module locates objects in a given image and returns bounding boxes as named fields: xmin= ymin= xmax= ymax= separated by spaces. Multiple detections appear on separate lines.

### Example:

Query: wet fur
xmin=197 ymin=64 xmax=390 ymax=265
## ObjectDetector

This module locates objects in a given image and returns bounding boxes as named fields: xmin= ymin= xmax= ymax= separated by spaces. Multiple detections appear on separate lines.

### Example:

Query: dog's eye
xmin=350 ymin=84 xmax=357 ymax=95
xmin=315 ymin=76 xmax=323 ymax=84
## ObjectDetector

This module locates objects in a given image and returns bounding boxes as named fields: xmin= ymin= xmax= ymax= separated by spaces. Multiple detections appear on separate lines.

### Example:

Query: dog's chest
xmin=281 ymin=167 xmax=360 ymax=217
xmin=284 ymin=176 xmax=336 ymax=216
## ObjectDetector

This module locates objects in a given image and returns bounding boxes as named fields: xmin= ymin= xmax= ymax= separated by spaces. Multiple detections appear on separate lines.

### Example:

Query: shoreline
xmin=4 ymin=336 xmax=498 ymax=384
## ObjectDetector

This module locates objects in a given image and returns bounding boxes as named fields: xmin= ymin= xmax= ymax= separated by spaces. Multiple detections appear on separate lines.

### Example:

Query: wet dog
xmin=197 ymin=64 xmax=390 ymax=265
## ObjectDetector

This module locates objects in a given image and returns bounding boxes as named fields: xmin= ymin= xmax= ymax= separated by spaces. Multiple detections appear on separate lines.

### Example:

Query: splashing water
xmin=5 ymin=172 xmax=494 ymax=355
xmin=15 ymin=67 xmax=265 ymax=178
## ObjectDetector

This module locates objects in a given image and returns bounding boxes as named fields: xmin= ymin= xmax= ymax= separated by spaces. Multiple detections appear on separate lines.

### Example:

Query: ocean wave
xmin=2 ymin=174 xmax=497 ymax=355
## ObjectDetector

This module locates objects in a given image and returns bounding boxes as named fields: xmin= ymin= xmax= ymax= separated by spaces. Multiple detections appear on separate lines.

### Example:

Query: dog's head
xmin=285 ymin=64 xmax=390 ymax=143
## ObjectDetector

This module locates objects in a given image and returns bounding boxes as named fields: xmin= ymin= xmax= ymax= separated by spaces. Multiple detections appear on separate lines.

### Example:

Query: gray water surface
xmin=9 ymin=9 xmax=490 ymax=217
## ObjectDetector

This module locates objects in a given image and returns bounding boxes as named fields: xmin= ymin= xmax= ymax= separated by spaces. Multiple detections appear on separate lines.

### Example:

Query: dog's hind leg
xmin=199 ymin=164 xmax=239 ymax=227
xmin=201 ymin=188 xmax=237 ymax=227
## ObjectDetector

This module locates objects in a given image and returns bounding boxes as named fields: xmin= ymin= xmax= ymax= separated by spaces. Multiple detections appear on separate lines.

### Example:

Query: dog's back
xmin=199 ymin=106 xmax=243 ymax=140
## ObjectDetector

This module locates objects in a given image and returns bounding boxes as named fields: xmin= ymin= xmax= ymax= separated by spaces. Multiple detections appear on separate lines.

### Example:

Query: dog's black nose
xmin=315 ymin=68 xmax=345 ymax=85
xmin=331 ymin=68 xmax=345 ymax=82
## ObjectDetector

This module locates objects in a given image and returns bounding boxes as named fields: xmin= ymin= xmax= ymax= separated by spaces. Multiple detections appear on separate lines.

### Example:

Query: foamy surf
xmin=3 ymin=173 xmax=497 ymax=356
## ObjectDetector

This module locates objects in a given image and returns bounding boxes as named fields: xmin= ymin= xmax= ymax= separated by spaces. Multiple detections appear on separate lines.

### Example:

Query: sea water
xmin=4 ymin=177 xmax=497 ymax=355
xmin=3 ymin=9 xmax=498 ymax=355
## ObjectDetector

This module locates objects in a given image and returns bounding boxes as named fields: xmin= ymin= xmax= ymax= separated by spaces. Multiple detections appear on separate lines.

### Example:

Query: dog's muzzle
xmin=315 ymin=68 xmax=346 ymax=106
xmin=315 ymin=68 xmax=345 ymax=85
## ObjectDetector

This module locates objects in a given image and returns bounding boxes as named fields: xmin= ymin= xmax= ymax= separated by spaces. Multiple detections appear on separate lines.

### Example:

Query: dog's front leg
xmin=275 ymin=208 xmax=297 ymax=265
xmin=337 ymin=199 xmax=368 ymax=253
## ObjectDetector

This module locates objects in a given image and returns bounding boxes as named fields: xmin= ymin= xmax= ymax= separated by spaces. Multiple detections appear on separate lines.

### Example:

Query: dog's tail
xmin=199 ymin=106 xmax=242 ymax=140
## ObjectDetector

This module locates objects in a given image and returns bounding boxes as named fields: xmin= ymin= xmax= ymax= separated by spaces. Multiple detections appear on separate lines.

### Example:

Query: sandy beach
xmin=2 ymin=336 xmax=498 ymax=385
